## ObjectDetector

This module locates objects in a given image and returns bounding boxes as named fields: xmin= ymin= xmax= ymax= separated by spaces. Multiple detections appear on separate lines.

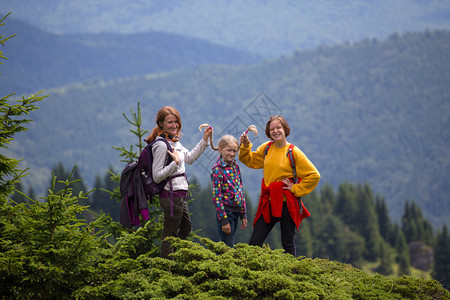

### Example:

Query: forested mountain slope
xmin=6 ymin=30 xmax=450 ymax=228
xmin=1 ymin=18 xmax=261 ymax=94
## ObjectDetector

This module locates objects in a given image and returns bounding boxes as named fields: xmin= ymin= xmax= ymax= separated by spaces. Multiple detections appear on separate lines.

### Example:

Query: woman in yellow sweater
xmin=239 ymin=115 xmax=320 ymax=256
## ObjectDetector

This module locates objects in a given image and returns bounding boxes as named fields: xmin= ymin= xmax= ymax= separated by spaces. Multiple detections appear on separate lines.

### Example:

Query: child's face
xmin=219 ymin=143 xmax=238 ymax=164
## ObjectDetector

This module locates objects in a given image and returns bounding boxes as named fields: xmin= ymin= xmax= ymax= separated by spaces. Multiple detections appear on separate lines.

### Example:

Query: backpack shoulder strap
xmin=264 ymin=141 xmax=274 ymax=156
xmin=148 ymin=138 xmax=173 ymax=165
xmin=286 ymin=144 xmax=298 ymax=183
xmin=150 ymin=138 xmax=172 ymax=151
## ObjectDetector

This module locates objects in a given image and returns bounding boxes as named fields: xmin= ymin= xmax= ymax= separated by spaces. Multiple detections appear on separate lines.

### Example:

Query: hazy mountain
xmin=1 ymin=18 xmax=262 ymax=94
xmin=2 ymin=0 xmax=450 ymax=57
xmin=5 ymin=27 xmax=449 ymax=229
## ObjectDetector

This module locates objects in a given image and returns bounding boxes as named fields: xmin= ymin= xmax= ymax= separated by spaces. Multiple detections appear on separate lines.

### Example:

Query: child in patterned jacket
xmin=211 ymin=134 xmax=248 ymax=247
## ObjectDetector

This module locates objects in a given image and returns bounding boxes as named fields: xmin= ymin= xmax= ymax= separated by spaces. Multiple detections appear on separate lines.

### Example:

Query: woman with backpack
xmin=238 ymin=115 xmax=320 ymax=256
xmin=145 ymin=106 xmax=212 ymax=259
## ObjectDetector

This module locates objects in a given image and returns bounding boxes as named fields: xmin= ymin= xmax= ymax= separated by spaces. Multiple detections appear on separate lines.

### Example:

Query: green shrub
xmin=73 ymin=236 xmax=449 ymax=299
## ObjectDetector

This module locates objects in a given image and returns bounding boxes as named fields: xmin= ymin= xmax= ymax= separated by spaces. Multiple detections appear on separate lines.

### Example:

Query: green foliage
xmin=0 ymin=89 xmax=46 ymax=197
xmin=402 ymin=201 xmax=434 ymax=246
xmin=395 ymin=229 xmax=411 ymax=276
xmin=0 ymin=169 xmax=111 ymax=298
xmin=73 ymin=236 xmax=450 ymax=299
xmin=0 ymin=12 xmax=47 ymax=201
xmin=113 ymin=102 xmax=148 ymax=162
xmin=432 ymin=225 xmax=450 ymax=290
xmin=375 ymin=241 xmax=394 ymax=275
xmin=90 ymin=167 xmax=120 ymax=221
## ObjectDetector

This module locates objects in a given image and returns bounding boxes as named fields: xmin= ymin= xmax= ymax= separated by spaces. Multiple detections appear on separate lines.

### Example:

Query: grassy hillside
xmin=6 ymin=30 xmax=450 ymax=229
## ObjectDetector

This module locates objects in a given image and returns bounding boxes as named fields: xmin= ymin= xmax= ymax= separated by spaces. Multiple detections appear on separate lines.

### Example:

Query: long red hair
xmin=144 ymin=106 xmax=182 ymax=144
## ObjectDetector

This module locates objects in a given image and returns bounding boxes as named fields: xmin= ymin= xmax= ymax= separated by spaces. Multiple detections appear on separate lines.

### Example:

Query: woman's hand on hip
xmin=282 ymin=178 xmax=294 ymax=192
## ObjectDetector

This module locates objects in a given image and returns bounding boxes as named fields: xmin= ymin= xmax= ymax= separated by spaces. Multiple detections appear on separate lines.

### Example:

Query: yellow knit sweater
xmin=239 ymin=141 xmax=320 ymax=198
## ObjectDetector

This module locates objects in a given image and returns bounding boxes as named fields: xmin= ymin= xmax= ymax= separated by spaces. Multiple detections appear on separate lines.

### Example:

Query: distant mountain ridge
xmin=1 ymin=18 xmax=262 ymax=94
xmin=2 ymin=0 xmax=450 ymax=57
xmin=5 ymin=27 xmax=449 ymax=229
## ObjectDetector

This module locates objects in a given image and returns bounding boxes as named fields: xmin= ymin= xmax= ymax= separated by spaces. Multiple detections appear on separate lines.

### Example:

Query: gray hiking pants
xmin=160 ymin=196 xmax=191 ymax=259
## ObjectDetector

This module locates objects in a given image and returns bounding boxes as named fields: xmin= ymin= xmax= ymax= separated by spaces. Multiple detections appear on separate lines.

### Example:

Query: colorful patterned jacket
xmin=211 ymin=157 xmax=247 ymax=225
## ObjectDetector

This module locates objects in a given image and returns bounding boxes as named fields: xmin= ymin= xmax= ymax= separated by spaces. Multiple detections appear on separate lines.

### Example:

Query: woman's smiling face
xmin=160 ymin=114 xmax=179 ymax=136
xmin=269 ymin=119 xmax=286 ymax=142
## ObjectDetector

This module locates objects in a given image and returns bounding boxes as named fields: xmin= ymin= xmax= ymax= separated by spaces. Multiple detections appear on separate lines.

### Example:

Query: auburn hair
xmin=265 ymin=115 xmax=290 ymax=139
xmin=144 ymin=106 xmax=182 ymax=144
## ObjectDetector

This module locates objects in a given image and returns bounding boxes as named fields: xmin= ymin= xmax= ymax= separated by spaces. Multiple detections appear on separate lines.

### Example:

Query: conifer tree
xmin=103 ymin=165 xmax=119 ymax=193
xmin=375 ymin=195 xmax=392 ymax=242
xmin=386 ymin=223 xmax=400 ymax=248
xmin=402 ymin=200 xmax=434 ymax=245
xmin=190 ymin=180 xmax=220 ymax=242
xmin=303 ymin=189 xmax=320 ymax=235
xmin=355 ymin=183 xmax=382 ymax=261
xmin=107 ymin=102 xmax=164 ymax=246
xmin=395 ymin=229 xmax=411 ymax=276
xmin=72 ymin=167 xmax=89 ymax=205
xmin=375 ymin=241 xmax=394 ymax=275
xmin=0 ymin=12 xmax=47 ymax=200
xmin=27 ymin=186 xmax=36 ymax=201
xmin=296 ymin=220 xmax=313 ymax=258
xmin=91 ymin=175 xmax=107 ymax=213
xmin=334 ymin=182 xmax=358 ymax=227
xmin=47 ymin=162 xmax=71 ymax=195
xmin=101 ymin=166 xmax=120 ymax=221
xmin=313 ymin=215 xmax=345 ymax=261
xmin=318 ymin=183 xmax=335 ymax=215
xmin=341 ymin=227 xmax=365 ymax=268
xmin=11 ymin=182 xmax=27 ymax=203
xmin=432 ymin=225 xmax=450 ymax=290
xmin=91 ymin=174 xmax=104 ymax=204
xmin=235 ymin=190 xmax=254 ymax=244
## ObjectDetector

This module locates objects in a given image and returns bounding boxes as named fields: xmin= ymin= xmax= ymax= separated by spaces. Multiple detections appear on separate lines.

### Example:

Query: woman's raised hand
xmin=239 ymin=131 xmax=250 ymax=146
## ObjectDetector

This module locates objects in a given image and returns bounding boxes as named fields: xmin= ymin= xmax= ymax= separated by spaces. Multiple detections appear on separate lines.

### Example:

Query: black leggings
xmin=249 ymin=202 xmax=296 ymax=256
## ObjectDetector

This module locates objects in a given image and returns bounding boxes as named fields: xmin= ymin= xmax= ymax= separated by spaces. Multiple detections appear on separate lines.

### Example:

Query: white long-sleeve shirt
xmin=152 ymin=136 xmax=209 ymax=191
